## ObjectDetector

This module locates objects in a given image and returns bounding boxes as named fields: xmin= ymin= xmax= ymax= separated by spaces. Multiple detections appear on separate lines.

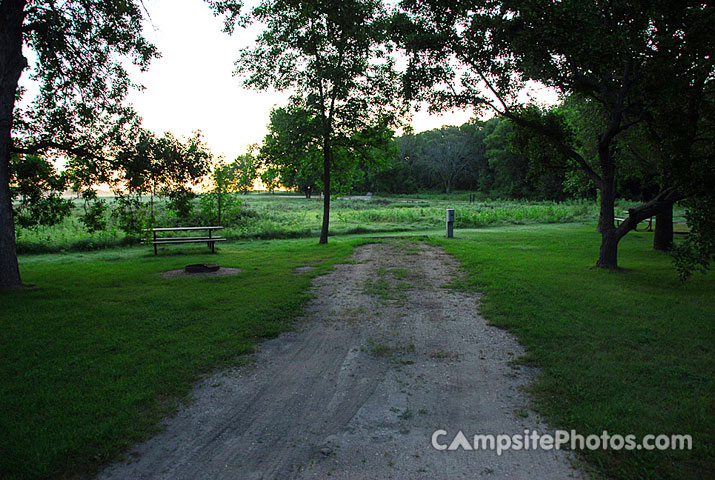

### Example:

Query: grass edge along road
xmin=0 ymin=238 xmax=361 ymax=480
xmin=433 ymin=224 xmax=714 ymax=480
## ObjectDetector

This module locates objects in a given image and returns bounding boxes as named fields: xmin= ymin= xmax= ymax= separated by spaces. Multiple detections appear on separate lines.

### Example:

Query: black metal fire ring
xmin=184 ymin=263 xmax=221 ymax=273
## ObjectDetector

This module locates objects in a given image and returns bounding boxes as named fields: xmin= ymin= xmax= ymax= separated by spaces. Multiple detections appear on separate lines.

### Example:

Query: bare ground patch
xmin=293 ymin=265 xmax=317 ymax=274
xmin=161 ymin=267 xmax=242 ymax=279
xmin=100 ymin=240 xmax=587 ymax=480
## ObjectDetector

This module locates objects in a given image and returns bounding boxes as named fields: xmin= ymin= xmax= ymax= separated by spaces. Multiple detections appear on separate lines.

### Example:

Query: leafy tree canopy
xmin=235 ymin=0 xmax=406 ymax=243
xmin=1 ymin=0 xmax=163 ymax=288
xmin=259 ymin=103 xmax=397 ymax=197
xmin=397 ymin=0 xmax=714 ymax=270
xmin=259 ymin=105 xmax=323 ymax=197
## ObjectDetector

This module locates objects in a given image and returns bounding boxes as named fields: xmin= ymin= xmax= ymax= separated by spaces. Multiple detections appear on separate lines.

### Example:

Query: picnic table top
xmin=144 ymin=226 xmax=224 ymax=232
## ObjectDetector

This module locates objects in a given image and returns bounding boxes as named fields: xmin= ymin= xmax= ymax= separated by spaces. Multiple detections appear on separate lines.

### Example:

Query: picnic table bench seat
xmin=143 ymin=226 xmax=226 ymax=254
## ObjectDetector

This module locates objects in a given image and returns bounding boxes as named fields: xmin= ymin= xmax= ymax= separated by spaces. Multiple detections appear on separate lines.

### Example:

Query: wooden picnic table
xmin=144 ymin=226 xmax=226 ymax=255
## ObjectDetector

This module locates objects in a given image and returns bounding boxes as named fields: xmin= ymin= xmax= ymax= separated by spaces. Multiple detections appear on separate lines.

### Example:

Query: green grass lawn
xmin=0 ymin=239 xmax=359 ymax=479
xmin=433 ymin=224 xmax=714 ymax=480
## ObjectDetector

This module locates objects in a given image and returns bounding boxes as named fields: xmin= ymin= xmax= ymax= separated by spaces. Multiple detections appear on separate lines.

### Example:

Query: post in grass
xmin=446 ymin=209 xmax=455 ymax=238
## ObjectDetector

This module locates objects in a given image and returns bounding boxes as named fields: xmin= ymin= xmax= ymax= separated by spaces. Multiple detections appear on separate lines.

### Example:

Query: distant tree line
xmin=260 ymin=109 xmax=666 ymax=203
xmin=353 ymin=117 xmax=569 ymax=199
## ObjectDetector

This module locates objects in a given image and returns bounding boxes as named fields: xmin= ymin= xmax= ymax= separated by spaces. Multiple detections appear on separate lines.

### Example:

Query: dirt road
xmin=99 ymin=240 xmax=586 ymax=479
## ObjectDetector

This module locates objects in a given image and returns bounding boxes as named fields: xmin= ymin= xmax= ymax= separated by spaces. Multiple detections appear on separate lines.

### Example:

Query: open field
xmin=2 ymin=220 xmax=712 ymax=479
xmin=15 ymin=193 xmax=599 ymax=253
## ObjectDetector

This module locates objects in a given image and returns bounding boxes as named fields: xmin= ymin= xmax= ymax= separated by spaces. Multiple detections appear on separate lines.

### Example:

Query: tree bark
xmin=597 ymin=228 xmax=620 ymax=268
xmin=653 ymin=201 xmax=674 ymax=251
xmin=595 ymin=146 xmax=619 ymax=268
xmin=596 ymin=182 xmax=620 ymax=268
xmin=319 ymin=140 xmax=331 ymax=244
xmin=0 ymin=0 xmax=27 ymax=289
xmin=0 ymin=139 xmax=20 ymax=289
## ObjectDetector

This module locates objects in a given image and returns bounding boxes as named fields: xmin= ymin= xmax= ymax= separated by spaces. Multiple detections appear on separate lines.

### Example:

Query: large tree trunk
xmin=0 ymin=0 xmax=27 ymax=289
xmin=596 ymin=184 xmax=620 ymax=268
xmin=0 ymin=140 xmax=20 ymax=289
xmin=319 ymin=140 xmax=331 ymax=244
xmin=596 ymin=149 xmax=619 ymax=269
xmin=597 ymin=228 xmax=620 ymax=268
xmin=653 ymin=201 xmax=674 ymax=251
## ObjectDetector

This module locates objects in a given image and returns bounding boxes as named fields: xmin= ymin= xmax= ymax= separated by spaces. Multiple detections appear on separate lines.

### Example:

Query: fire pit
xmin=184 ymin=263 xmax=221 ymax=274
xmin=161 ymin=265 xmax=241 ymax=279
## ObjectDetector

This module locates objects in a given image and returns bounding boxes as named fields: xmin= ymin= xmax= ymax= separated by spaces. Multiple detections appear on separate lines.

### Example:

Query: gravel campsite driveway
xmin=99 ymin=240 xmax=587 ymax=480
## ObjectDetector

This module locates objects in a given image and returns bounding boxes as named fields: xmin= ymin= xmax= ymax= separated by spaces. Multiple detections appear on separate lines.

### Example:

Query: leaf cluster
xmin=14 ymin=1 xmax=159 ymax=163
xmin=9 ymin=153 xmax=71 ymax=229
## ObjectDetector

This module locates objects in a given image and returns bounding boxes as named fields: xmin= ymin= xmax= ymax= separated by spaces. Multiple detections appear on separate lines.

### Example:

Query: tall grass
xmin=15 ymin=217 xmax=131 ymax=253
xmin=15 ymin=193 xmax=598 ymax=253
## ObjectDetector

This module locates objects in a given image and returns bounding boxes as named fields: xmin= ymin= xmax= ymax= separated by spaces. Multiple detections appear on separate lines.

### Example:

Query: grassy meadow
xmin=2 ymin=194 xmax=711 ymax=480
xmin=15 ymin=192 xmax=598 ymax=253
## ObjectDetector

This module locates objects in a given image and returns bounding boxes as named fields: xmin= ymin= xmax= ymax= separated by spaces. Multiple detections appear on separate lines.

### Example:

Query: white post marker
xmin=446 ymin=208 xmax=455 ymax=238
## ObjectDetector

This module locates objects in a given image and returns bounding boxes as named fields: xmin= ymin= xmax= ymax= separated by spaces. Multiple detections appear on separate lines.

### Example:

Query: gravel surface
xmin=99 ymin=240 xmax=587 ymax=480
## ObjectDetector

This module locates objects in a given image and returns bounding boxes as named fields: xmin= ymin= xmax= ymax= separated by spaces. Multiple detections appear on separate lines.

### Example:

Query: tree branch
xmin=615 ymin=187 xmax=686 ymax=240
xmin=11 ymin=142 xmax=108 ymax=163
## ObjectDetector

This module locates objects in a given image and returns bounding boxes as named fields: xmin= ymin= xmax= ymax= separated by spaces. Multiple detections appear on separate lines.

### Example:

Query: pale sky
xmin=126 ymin=0 xmax=476 ymax=162
xmin=18 ymin=0 xmax=556 ymax=164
